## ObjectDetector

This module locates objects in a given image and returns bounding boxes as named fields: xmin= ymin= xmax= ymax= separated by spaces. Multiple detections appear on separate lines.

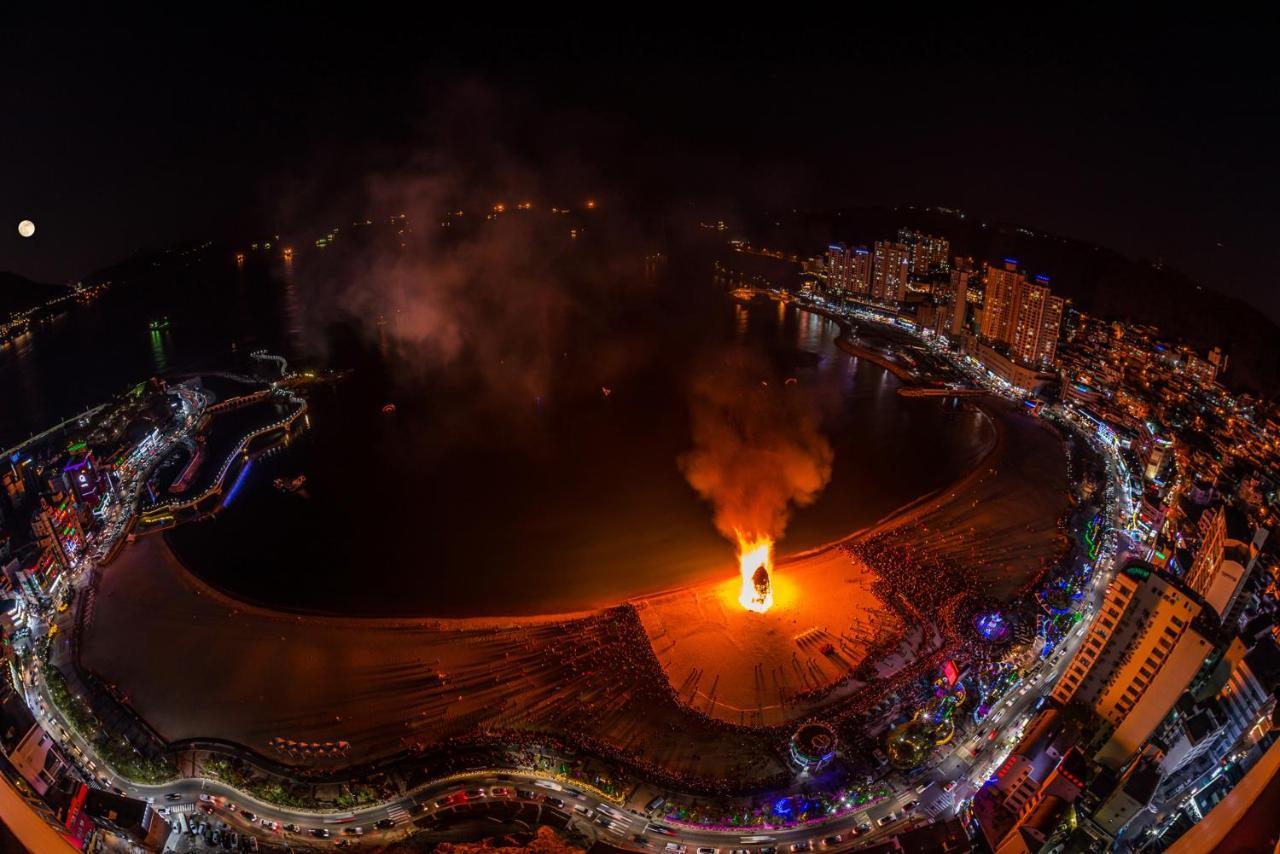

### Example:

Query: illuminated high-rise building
xmin=932 ymin=261 xmax=974 ymax=339
xmin=870 ymin=241 xmax=910 ymax=304
xmin=1051 ymin=562 xmax=1214 ymax=770
xmin=896 ymin=228 xmax=950 ymax=275
xmin=1184 ymin=505 xmax=1265 ymax=627
xmin=1035 ymin=292 xmax=1066 ymax=366
xmin=979 ymin=259 xmax=1024 ymax=342
xmin=1010 ymin=276 xmax=1065 ymax=367
xmin=825 ymin=243 xmax=871 ymax=296
xmin=979 ymin=261 xmax=1064 ymax=367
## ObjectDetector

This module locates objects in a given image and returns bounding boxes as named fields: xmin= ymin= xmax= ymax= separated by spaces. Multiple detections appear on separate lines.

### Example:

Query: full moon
xmin=17 ymin=220 xmax=35 ymax=238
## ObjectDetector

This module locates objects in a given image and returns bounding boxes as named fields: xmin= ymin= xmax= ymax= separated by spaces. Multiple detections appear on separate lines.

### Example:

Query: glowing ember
xmin=737 ymin=534 xmax=774 ymax=612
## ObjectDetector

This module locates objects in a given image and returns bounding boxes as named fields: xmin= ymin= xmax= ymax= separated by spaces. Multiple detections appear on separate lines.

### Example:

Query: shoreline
xmin=68 ymin=300 xmax=1075 ymax=800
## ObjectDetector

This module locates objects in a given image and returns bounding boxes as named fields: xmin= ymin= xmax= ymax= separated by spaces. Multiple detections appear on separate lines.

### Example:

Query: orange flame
xmin=737 ymin=533 xmax=774 ymax=613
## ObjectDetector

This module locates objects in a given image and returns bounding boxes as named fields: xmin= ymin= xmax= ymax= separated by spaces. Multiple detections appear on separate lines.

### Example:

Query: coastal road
xmin=130 ymin=770 xmax=942 ymax=852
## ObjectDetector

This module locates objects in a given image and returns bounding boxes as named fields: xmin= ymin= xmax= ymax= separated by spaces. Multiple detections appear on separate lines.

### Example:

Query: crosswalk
xmin=387 ymin=804 xmax=411 ymax=825
xmin=923 ymin=792 xmax=954 ymax=820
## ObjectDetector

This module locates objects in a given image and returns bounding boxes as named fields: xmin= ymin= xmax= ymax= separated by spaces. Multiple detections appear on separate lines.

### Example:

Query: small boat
xmin=148 ymin=317 xmax=170 ymax=331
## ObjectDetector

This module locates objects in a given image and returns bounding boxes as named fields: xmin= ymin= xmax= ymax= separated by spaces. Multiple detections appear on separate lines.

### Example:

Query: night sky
xmin=3 ymin=20 xmax=1278 ymax=320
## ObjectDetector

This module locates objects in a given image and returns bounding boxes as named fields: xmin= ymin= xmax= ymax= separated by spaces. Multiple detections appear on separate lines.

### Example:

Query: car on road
xmin=375 ymin=818 xmax=395 ymax=830
xmin=310 ymin=828 xmax=330 ymax=838
xmin=343 ymin=826 xmax=364 ymax=835
xmin=696 ymin=847 xmax=718 ymax=854
xmin=856 ymin=822 xmax=871 ymax=834
xmin=790 ymin=842 xmax=811 ymax=852
xmin=284 ymin=824 xmax=301 ymax=833
xmin=543 ymin=796 xmax=566 ymax=809
xmin=489 ymin=787 xmax=510 ymax=797
xmin=941 ymin=780 xmax=957 ymax=793
xmin=464 ymin=788 xmax=486 ymax=799
xmin=902 ymin=800 xmax=919 ymax=812
xmin=821 ymin=835 xmax=843 ymax=847
xmin=260 ymin=819 xmax=280 ymax=831
xmin=435 ymin=797 xmax=453 ymax=808
xmin=647 ymin=825 xmax=676 ymax=836
xmin=663 ymin=844 xmax=686 ymax=854
xmin=239 ymin=810 xmax=257 ymax=822
xmin=632 ymin=835 xmax=650 ymax=847
xmin=516 ymin=789 xmax=537 ymax=800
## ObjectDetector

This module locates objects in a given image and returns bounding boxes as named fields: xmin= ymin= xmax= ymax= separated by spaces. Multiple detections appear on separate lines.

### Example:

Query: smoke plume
xmin=679 ymin=348 xmax=834 ymax=544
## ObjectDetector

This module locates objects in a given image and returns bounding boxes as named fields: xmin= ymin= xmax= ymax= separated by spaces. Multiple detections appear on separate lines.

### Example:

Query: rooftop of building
xmin=1114 ymin=751 xmax=1162 ymax=806
xmin=1007 ymin=708 xmax=1083 ymax=787
xmin=1022 ymin=794 xmax=1070 ymax=838
xmin=84 ymin=788 xmax=148 ymax=832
